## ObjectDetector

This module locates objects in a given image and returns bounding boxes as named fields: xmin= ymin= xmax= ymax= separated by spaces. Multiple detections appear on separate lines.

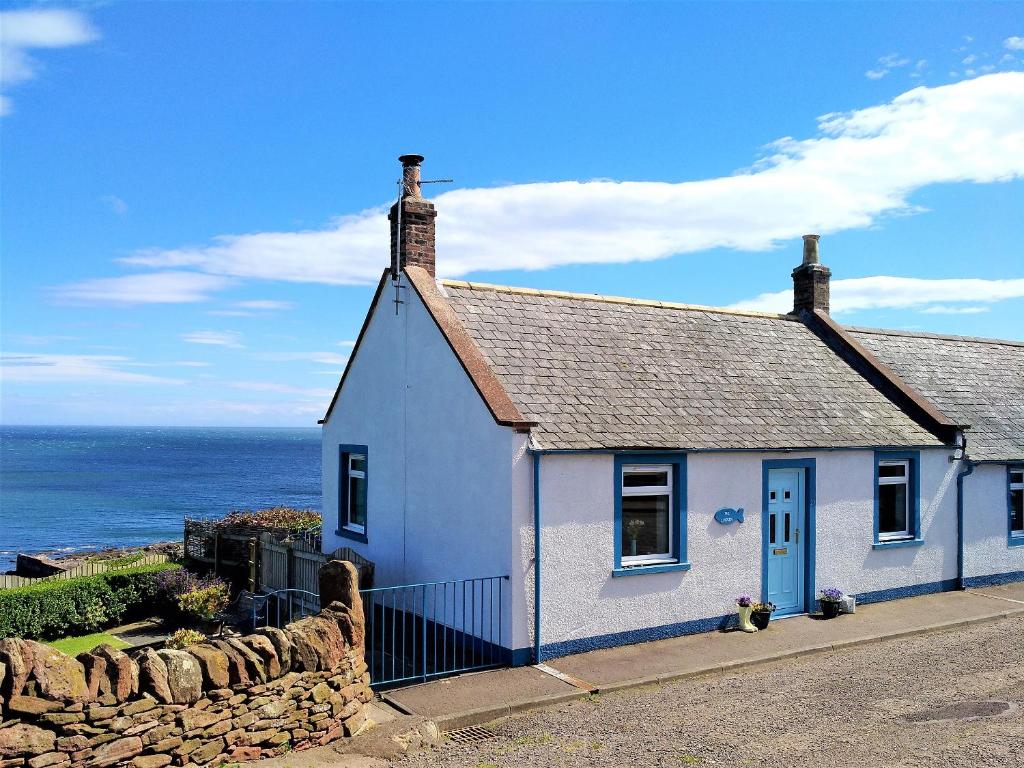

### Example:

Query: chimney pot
xmin=398 ymin=154 xmax=424 ymax=198
xmin=802 ymin=234 xmax=821 ymax=265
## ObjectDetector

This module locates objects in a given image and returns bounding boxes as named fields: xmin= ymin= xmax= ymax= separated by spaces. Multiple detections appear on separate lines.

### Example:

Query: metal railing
xmin=360 ymin=575 xmax=509 ymax=688
xmin=250 ymin=588 xmax=320 ymax=629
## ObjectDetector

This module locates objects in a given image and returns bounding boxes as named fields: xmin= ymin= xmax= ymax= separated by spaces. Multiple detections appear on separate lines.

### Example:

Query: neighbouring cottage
xmin=319 ymin=155 xmax=1024 ymax=665
xmin=0 ymin=562 xmax=371 ymax=768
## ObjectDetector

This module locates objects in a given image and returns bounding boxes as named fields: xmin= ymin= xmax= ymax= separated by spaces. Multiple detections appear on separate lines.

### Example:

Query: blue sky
xmin=1 ymin=2 xmax=1022 ymax=427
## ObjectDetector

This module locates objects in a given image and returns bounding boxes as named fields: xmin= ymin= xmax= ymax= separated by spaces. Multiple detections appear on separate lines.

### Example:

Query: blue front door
xmin=766 ymin=469 xmax=805 ymax=616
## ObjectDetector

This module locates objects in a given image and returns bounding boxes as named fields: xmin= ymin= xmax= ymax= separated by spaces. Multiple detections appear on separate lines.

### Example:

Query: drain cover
xmin=446 ymin=725 xmax=498 ymax=744
xmin=906 ymin=700 xmax=1013 ymax=723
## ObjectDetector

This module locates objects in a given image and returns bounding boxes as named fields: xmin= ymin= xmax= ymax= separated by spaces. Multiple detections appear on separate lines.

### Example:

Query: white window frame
xmin=878 ymin=459 xmax=911 ymax=540
xmin=620 ymin=464 xmax=674 ymax=565
xmin=1011 ymin=468 xmax=1024 ymax=536
xmin=344 ymin=453 xmax=367 ymax=534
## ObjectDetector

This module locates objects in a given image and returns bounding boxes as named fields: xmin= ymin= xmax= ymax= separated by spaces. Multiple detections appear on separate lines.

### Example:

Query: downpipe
xmin=955 ymin=436 xmax=975 ymax=591
xmin=532 ymin=450 xmax=542 ymax=664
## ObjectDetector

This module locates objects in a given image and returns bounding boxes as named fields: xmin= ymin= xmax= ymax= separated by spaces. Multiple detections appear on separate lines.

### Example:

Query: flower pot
xmin=736 ymin=605 xmax=758 ymax=633
xmin=820 ymin=600 xmax=841 ymax=619
xmin=750 ymin=609 xmax=773 ymax=630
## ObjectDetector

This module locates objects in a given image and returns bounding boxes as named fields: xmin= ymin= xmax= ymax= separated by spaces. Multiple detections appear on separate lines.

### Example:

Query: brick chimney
xmin=389 ymin=154 xmax=437 ymax=278
xmin=791 ymin=234 xmax=831 ymax=314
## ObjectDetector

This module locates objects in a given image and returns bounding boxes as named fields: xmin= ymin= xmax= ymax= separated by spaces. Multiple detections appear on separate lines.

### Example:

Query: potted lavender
xmin=735 ymin=594 xmax=758 ymax=633
xmin=819 ymin=588 xmax=844 ymax=619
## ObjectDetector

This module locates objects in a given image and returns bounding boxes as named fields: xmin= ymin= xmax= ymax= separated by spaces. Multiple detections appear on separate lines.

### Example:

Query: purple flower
xmin=736 ymin=594 xmax=753 ymax=607
xmin=819 ymin=587 xmax=844 ymax=602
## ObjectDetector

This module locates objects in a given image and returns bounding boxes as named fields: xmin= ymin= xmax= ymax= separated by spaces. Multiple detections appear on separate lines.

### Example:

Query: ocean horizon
xmin=0 ymin=425 xmax=321 ymax=572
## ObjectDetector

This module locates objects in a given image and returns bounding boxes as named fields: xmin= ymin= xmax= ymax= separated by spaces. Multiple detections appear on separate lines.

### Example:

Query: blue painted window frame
xmin=1009 ymin=464 xmax=1024 ymax=548
xmin=337 ymin=444 xmax=368 ymax=543
xmin=873 ymin=450 xmax=922 ymax=549
xmin=761 ymin=459 xmax=817 ymax=614
xmin=612 ymin=453 xmax=689 ymax=577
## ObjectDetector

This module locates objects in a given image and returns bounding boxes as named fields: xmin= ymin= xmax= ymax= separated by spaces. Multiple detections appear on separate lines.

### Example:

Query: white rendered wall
xmin=321 ymin=275 xmax=527 ymax=651
xmin=963 ymin=463 xmax=1024 ymax=580
xmin=536 ymin=448 xmax=957 ymax=652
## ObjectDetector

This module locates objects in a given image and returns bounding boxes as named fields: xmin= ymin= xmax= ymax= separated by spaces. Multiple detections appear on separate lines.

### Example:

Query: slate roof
xmin=850 ymin=327 xmax=1024 ymax=462
xmin=440 ymin=280 xmax=945 ymax=451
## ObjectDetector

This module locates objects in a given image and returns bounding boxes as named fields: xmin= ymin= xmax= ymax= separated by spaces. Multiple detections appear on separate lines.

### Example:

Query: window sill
xmin=872 ymin=537 xmax=923 ymax=550
xmin=612 ymin=561 xmax=691 ymax=577
xmin=1008 ymin=535 xmax=1024 ymax=548
xmin=336 ymin=527 xmax=368 ymax=544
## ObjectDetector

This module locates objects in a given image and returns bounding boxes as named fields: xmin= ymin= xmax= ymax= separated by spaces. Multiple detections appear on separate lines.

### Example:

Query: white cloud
xmin=962 ymin=54 xmax=978 ymax=65
xmin=919 ymin=305 xmax=990 ymax=315
xmin=866 ymin=53 xmax=912 ymax=79
xmin=63 ymin=73 xmax=1024 ymax=291
xmin=865 ymin=69 xmax=889 ymax=81
xmin=0 ymin=8 xmax=99 ymax=115
xmin=52 ymin=271 xmax=233 ymax=304
xmin=0 ymin=353 xmax=183 ymax=384
xmin=174 ymin=361 xmax=213 ymax=367
xmin=730 ymin=277 xmax=1024 ymax=314
xmin=102 ymin=195 xmax=128 ymax=215
xmin=226 ymin=381 xmax=334 ymax=397
xmin=1005 ymin=37 xmax=1024 ymax=51
xmin=181 ymin=330 xmax=244 ymax=348
xmin=255 ymin=350 xmax=348 ymax=366
xmin=234 ymin=300 xmax=294 ymax=310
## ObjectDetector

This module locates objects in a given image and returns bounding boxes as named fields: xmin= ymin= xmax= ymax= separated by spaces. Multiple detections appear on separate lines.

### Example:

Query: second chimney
xmin=389 ymin=154 xmax=437 ymax=278
xmin=791 ymin=234 xmax=831 ymax=314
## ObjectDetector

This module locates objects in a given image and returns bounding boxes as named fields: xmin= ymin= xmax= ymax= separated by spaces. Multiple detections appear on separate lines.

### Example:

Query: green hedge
xmin=0 ymin=562 xmax=180 ymax=641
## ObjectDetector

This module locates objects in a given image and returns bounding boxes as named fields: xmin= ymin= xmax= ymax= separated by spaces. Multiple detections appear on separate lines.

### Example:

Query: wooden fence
xmin=182 ymin=517 xmax=373 ymax=597
xmin=0 ymin=553 xmax=171 ymax=590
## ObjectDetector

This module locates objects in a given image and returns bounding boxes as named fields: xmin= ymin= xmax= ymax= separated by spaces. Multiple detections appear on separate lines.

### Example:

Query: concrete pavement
xmin=384 ymin=583 xmax=1024 ymax=730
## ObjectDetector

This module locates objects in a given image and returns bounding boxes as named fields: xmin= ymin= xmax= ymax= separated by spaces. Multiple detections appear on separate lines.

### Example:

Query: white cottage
xmin=320 ymin=155 xmax=1024 ymax=670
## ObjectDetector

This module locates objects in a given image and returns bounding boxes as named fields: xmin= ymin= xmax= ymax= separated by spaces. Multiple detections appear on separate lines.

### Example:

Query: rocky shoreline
xmin=5 ymin=542 xmax=183 ymax=578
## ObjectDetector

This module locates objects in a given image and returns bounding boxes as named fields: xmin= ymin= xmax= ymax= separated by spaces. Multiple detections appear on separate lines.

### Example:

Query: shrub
xmin=165 ymin=628 xmax=205 ymax=649
xmin=217 ymin=507 xmax=320 ymax=532
xmin=177 ymin=584 xmax=229 ymax=622
xmin=154 ymin=569 xmax=228 ymax=625
xmin=0 ymin=562 xmax=180 ymax=641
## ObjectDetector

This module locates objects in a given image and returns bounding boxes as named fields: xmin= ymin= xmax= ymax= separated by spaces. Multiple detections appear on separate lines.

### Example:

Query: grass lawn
xmin=45 ymin=632 xmax=131 ymax=655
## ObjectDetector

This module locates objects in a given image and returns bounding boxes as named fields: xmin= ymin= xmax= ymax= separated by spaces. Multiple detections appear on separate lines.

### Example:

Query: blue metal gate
xmin=360 ymin=575 xmax=509 ymax=688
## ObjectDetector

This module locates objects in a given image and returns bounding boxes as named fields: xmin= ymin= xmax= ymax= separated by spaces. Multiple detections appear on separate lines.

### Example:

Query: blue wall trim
xmin=963 ymin=570 xmax=1024 ymax=588
xmin=538 ymin=613 xmax=734 ymax=660
xmin=613 ymin=453 xmax=688 ymax=573
xmin=338 ymin=444 xmax=368 ymax=542
xmin=873 ymin=450 xmax=921 ymax=545
xmin=855 ymin=578 xmax=958 ymax=605
xmin=761 ymin=458 xmax=816 ymax=616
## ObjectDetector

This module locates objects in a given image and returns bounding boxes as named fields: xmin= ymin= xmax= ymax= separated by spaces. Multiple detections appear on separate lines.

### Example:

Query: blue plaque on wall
xmin=714 ymin=507 xmax=745 ymax=525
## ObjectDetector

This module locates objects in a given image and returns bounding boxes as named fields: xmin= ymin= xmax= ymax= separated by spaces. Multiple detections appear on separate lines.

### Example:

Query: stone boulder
xmin=0 ymin=724 xmax=56 ymax=757
xmin=155 ymin=650 xmax=202 ymax=704
xmin=134 ymin=648 xmax=172 ymax=704
xmin=222 ymin=638 xmax=266 ymax=684
xmin=91 ymin=645 xmax=138 ymax=702
xmin=285 ymin=613 xmax=346 ymax=672
xmin=30 ymin=642 xmax=90 ymax=702
xmin=76 ymin=652 xmax=108 ymax=700
xmin=6 ymin=694 xmax=63 ymax=716
xmin=0 ymin=637 xmax=35 ymax=697
xmin=89 ymin=736 xmax=143 ymax=768
xmin=254 ymin=627 xmax=292 ymax=672
xmin=186 ymin=644 xmax=230 ymax=690
xmin=238 ymin=634 xmax=280 ymax=679
xmin=318 ymin=560 xmax=361 ymax=616
xmin=323 ymin=601 xmax=365 ymax=652
xmin=210 ymin=640 xmax=251 ymax=687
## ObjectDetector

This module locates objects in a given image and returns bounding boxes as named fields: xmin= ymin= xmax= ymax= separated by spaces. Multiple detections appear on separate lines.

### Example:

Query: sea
xmin=0 ymin=426 xmax=321 ymax=572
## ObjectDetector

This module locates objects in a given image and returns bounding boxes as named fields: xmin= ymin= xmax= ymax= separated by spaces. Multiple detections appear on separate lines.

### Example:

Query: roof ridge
xmin=440 ymin=279 xmax=796 ymax=321
xmin=847 ymin=324 xmax=1024 ymax=349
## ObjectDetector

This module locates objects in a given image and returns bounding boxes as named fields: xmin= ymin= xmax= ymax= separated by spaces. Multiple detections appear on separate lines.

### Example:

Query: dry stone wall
xmin=0 ymin=562 xmax=370 ymax=768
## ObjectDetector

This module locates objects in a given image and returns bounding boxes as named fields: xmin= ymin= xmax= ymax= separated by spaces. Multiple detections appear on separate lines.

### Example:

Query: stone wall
xmin=0 ymin=562 xmax=370 ymax=768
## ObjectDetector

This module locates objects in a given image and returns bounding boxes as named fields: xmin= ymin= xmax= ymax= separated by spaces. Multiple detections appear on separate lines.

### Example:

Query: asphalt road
xmin=397 ymin=615 xmax=1024 ymax=768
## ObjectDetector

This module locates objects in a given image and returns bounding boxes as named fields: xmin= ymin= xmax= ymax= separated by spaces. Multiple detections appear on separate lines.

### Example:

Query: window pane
xmin=622 ymin=494 xmax=669 ymax=557
xmin=350 ymin=454 xmax=367 ymax=474
xmin=879 ymin=483 xmax=908 ymax=535
xmin=879 ymin=463 xmax=906 ymax=478
xmin=349 ymin=475 xmax=367 ymax=528
xmin=1012 ymin=489 xmax=1023 ymax=533
xmin=769 ymin=514 xmax=776 ymax=545
xmin=1011 ymin=470 xmax=1023 ymax=485
xmin=623 ymin=471 xmax=668 ymax=488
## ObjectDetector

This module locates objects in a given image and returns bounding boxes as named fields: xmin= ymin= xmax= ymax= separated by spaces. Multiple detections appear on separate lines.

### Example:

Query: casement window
xmin=613 ymin=455 xmax=690 ymax=576
xmin=338 ymin=445 xmax=368 ymax=542
xmin=1010 ymin=467 xmax=1024 ymax=543
xmin=873 ymin=451 xmax=921 ymax=548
